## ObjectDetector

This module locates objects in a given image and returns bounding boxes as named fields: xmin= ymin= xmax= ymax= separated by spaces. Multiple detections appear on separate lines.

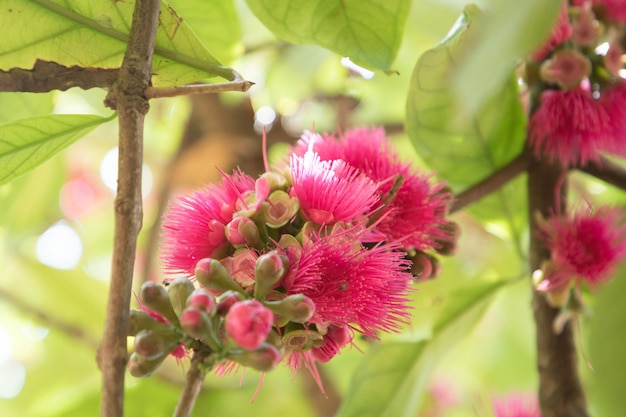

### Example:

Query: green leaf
xmin=1 ymin=0 xmax=234 ymax=86
xmin=0 ymin=113 xmax=114 ymax=185
xmin=453 ymin=0 xmax=562 ymax=113
xmin=405 ymin=5 xmax=527 ymax=235
xmin=0 ymin=92 xmax=55 ymax=125
xmin=245 ymin=0 xmax=411 ymax=70
xmin=336 ymin=279 xmax=509 ymax=417
xmin=167 ymin=0 xmax=243 ymax=65
xmin=588 ymin=266 xmax=626 ymax=417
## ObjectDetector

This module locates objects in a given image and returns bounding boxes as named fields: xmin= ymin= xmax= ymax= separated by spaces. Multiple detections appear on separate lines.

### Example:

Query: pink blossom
xmin=161 ymin=170 xmax=255 ymax=276
xmin=531 ymin=2 xmax=572 ymax=61
xmin=493 ymin=393 xmax=540 ymax=417
xmin=311 ymin=325 xmax=352 ymax=363
xmin=537 ymin=206 xmax=626 ymax=290
xmin=294 ymin=127 xmax=452 ymax=251
xmin=573 ymin=0 xmax=626 ymax=24
xmin=600 ymin=81 xmax=626 ymax=156
xmin=225 ymin=300 xmax=274 ymax=350
xmin=529 ymin=88 xmax=612 ymax=166
xmin=286 ymin=227 xmax=412 ymax=336
xmin=289 ymin=147 xmax=379 ymax=224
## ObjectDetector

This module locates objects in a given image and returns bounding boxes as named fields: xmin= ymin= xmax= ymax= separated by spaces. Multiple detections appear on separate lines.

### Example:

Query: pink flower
xmin=531 ymin=2 xmax=572 ymax=61
xmin=311 ymin=325 xmax=352 ymax=363
xmin=493 ymin=393 xmax=540 ymax=417
xmin=600 ymin=81 xmax=626 ymax=156
xmin=573 ymin=0 xmax=626 ymax=25
xmin=537 ymin=206 xmax=626 ymax=290
xmin=294 ymin=127 xmax=452 ymax=252
xmin=286 ymin=227 xmax=412 ymax=336
xmin=225 ymin=300 xmax=274 ymax=350
xmin=529 ymin=88 xmax=612 ymax=166
xmin=289 ymin=147 xmax=379 ymax=224
xmin=161 ymin=170 xmax=255 ymax=276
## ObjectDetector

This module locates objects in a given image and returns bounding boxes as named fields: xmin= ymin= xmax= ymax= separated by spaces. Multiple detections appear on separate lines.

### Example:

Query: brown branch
xmin=450 ymin=151 xmax=529 ymax=214
xmin=99 ymin=1 xmax=161 ymax=417
xmin=0 ymin=60 xmax=118 ymax=92
xmin=578 ymin=156 xmax=626 ymax=191
xmin=172 ymin=348 xmax=211 ymax=417
xmin=527 ymin=155 xmax=589 ymax=417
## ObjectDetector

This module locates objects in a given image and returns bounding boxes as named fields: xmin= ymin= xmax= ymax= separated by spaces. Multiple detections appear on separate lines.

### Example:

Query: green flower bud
xmin=195 ymin=258 xmax=244 ymax=295
xmin=167 ymin=277 xmax=196 ymax=318
xmin=128 ymin=351 xmax=167 ymax=378
xmin=128 ymin=310 xmax=170 ymax=336
xmin=227 ymin=344 xmax=283 ymax=372
xmin=134 ymin=328 xmax=181 ymax=361
xmin=140 ymin=282 xmax=179 ymax=326
xmin=264 ymin=294 xmax=315 ymax=323
xmin=180 ymin=306 xmax=221 ymax=352
xmin=253 ymin=251 xmax=287 ymax=300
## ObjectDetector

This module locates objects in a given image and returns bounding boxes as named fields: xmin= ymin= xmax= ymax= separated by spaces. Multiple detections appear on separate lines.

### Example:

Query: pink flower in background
xmin=289 ymin=148 xmax=379 ymax=225
xmin=600 ymin=81 xmax=626 ymax=156
xmin=531 ymin=2 xmax=572 ymax=61
xmin=493 ymin=393 xmax=540 ymax=417
xmin=295 ymin=127 xmax=452 ymax=251
xmin=573 ymin=0 xmax=626 ymax=24
xmin=529 ymin=88 xmax=611 ymax=166
xmin=287 ymin=227 xmax=412 ymax=336
xmin=161 ymin=170 xmax=255 ymax=276
xmin=537 ymin=206 xmax=626 ymax=290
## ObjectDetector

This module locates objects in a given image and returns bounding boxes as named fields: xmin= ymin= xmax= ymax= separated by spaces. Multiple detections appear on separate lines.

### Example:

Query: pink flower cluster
xmin=157 ymin=127 xmax=454 ymax=380
xmin=528 ymin=0 xmax=626 ymax=166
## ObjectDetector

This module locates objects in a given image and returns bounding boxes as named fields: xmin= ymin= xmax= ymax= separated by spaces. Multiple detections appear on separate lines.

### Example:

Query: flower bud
xmin=540 ymin=49 xmax=591 ymax=89
xmin=140 ymin=282 xmax=179 ymax=326
xmin=167 ymin=277 xmax=196 ymax=318
xmin=571 ymin=2 xmax=599 ymax=47
xmin=311 ymin=325 xmax=352 ymax=363
xmin=225 ymin=300 xmax=274 ymax=350
xmin=134 ymin=328 xmax=181 ymax=361
xmin=225 ymin=216 xmax=261 ymax=247
xmin=253 ymin=251 xmax=287 ymax=300
xmin=263 ymin=190 xmax=300 ymax=228
xmin=217 ymin=290 xmax=246 ymax=315
xmin=227 ymin=344 xmax=283 ymax=372
xmin=128 ymin=351 xmax=167 ymax=378
xmin=282 ymin=325 xmax=323 ymax=351
xmin=264 ymin=294 xmax=315 ymax=323
xmin=128 ymin=309 xmax=170 ymax=336
xmin=410 ymin=252 xmax=433 ymax=281
xmin=195 ymin=258 xmax=244 ymax=295
xmin=187 ymin=288 xmax=217 ymax=316
xmin=180 ymin=306 xmax=221 ymax=351
xmin=221 ymin=249 xmax=257 ymax=288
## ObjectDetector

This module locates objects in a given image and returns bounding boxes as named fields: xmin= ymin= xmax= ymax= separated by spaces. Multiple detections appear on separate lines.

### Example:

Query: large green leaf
xmin=1 ymin=0 xmax=234 ymax=86
xmin=588 ymin=266 xmax=626 ymax=417
xmin=245 ymin=0 xmax=411 ymax=70
xmin=0 ymin=114 xmax=114 ymax=185
xmin=167 ymin=0 xmax=242 ymax=65
xmin=0 ymin=93 xmax=55 ymax=125
xmin=336 ymin=279 xmax=509 ymax=417
xmin=454 ymin=0 xmax=562 ymax=113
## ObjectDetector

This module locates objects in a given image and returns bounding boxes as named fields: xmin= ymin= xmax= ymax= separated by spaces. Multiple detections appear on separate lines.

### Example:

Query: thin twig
xmin=172 ymin=348 xmax=211 ymax=417
xmin=0 ymin=60 xmax=119 ymax=92
xmin=578 ymin=156 xmax=626 ymax=191
xmin=99 ymin=1 xmax=161 ymax=417
xmin=145 ymin=72 xmax=254 ymax=99
xmin=450 ymin=151 xmax=529 ymax=214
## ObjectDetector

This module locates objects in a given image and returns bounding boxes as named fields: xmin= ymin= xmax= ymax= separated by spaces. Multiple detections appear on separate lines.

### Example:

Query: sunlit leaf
xmin=245 ymin=0 xmax=411 ymax=70
xmin=167 ymin=0 xmax=243 ymax=65
xmin=0 ymin=114 xmax=115 ymax=185
xmin=453 ymin=0 xmax=562 ymax=113
xmin=406 ymin=4 xmax=527 ymax=237
xmin=1 ymin=0 xmax=235 ymax=86
xmin=588 ymin=266 xmax=626 ymax=417
xmin=336 ymin=279 xmax=509 ymax=417
xmin=0 ymin=92 xmax=55 ymax=124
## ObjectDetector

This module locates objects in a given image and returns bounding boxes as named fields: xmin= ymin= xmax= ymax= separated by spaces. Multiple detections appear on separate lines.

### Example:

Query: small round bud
xmin=128 ymin=309 xmax=170 ymax=336
xmin=134 ymin=330 xmax=167 ymax=361
xmin=187 ymin=289 xmax=217 ymax=316
xmin=195 ymin=258 xmax=244 ymax=294
xmin=225 ymin=300 xmax=274 ymax=350
xmin=167 ymin=277 xmax=196 ymax=318
xmin=128 ymin=351 xmax=166 ymax=378
xmin=225 ymin=216 xmax=261 ymax=247
xmin=264 ymin=294 xmax=315 ymax=323
xmin=227 ymin=344 xmax=283 ymax=372
xmin=254 ymin=251 xmax=287 ymax=300
xmin=140 ymin=282 xmax=179 ymax=326
xmin=410 ymin=252 xmax=433 ymax=281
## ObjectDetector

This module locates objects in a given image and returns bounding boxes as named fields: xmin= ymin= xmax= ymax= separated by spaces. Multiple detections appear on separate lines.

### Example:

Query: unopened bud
xmin=140 ymin=282 xmax=179 ymax=326
xmin=264 ymin=294 xmax=315 ymax=323
xmin=540 ymin=49 xmax=591 ymax=89
xmin=225 ymin=216 xmax=261 ymax=247
xmin=253 ymin=251 xmax=287 ymax=300
xmin=410 ymin=252 xmax=433 ymax=281
xmin=227 ymin=344 xmax=283 ymax=372
xmin=128 ymin=351 xmax=167 ymax=378
xmin=134 ymin=328 xmax=181 ymax=361
xmin=180 ymin=306 xmax=221 ymax=351
xmin=195 ymin=258 xmax=244 ymax=294
xmin=128 ymin=309 xmax=170 ymax=336
xmin=217 ymin=290 xmax=246 ymax=315
xmin=263 ymin=190 xmax=300 ymax=228
xmin=571 ymin=2 xmax=599 ymax=47
xmin=187 ymin=288 xmax=217 ymax=316
xmin=167 ymin=277 xmax=196 ymax=318
xmin=225 ymin=300 xmax=274 ymax=350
